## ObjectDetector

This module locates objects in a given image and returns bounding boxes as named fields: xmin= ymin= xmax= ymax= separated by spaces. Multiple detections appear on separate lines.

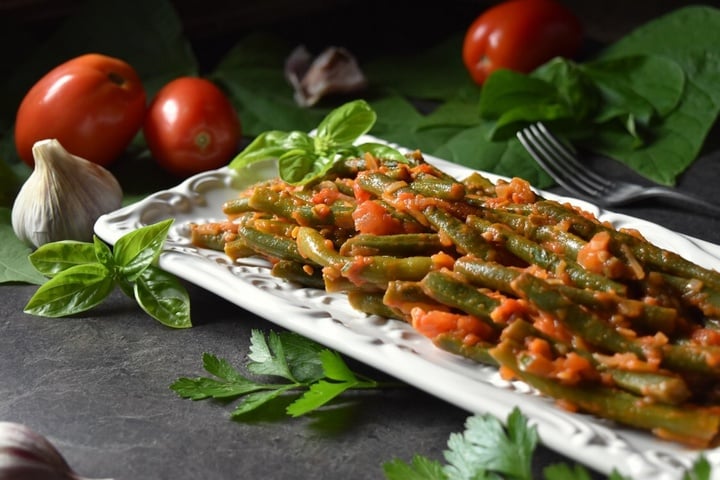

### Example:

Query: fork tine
xmin=525 ymin=125 xmax=604 ymax=196
xmin=517 ymin=124 xmax=608 ymax=197
xmin=534 ymin=124 xmax=611 ymax=189
xmin=516 ymin=126 xmax=588 ymax=194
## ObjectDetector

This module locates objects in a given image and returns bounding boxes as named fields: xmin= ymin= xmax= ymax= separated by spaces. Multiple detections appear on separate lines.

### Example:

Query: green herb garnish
xmin=170 ymin=329 xmax=400 ymax=417
xmin=383 ymin=408 xmax=712 ymax=480
xmin=228 ymin=99 xmax=406 ymax=185
xmin=24 ymin=219 xmax=191 ymax=328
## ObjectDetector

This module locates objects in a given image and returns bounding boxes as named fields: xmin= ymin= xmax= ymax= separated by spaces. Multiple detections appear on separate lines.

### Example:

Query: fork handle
xmin=640 ymin=186 xmax=720 ymax=216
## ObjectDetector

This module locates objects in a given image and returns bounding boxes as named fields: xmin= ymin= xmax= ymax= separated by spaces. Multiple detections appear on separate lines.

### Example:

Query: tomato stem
xmin=195 ymin=132 xmax=211 ymax=150
xmin=107 ymin=71 xmax=126 ymax=86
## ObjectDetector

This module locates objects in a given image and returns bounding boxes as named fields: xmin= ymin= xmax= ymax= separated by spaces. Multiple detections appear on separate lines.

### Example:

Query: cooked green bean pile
xmin=192 ymin=151 xmax=720 ymax=447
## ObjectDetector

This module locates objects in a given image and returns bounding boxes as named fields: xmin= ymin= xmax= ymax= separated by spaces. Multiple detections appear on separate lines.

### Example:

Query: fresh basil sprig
xmin=24 ymin=219 xmax=191 ymax=328
xmin=228 ymin=99 xmax=407 ymax=185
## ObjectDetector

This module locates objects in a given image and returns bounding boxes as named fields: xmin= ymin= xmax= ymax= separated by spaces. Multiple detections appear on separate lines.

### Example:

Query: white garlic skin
xmin=12 ymin=139 xmax=123 ymax=248
xmin=0 ymin=421 xmax=113 ymax=480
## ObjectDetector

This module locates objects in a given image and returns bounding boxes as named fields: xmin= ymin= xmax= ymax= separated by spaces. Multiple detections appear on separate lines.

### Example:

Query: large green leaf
xmin=593 ymin=6 xmax=720 ymax=185
xmin=211 ymin=33 xmax=326 ymax=136
xmin=363 ymin=33 xmax=475 ymax=101
xmin=0 ymin=208 xmax=46 ymax=285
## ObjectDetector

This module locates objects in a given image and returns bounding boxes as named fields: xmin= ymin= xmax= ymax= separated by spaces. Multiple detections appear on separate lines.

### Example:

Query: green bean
xmin=222 ymin=197 xmax=252 ymax=215
xmin=249 ymin=187 xmax=355 ymax=229
xmin=511 ymin=272 xmax=640 ymax=355
xmin=483 ymin=209 xmax=588 ymax=260
xmin=434 ymin=334 xmax=498 ymax=366
xmin=224 ymin=237 xmax=256 ymax=259
xmin=339 ymin=233 xmax=446 ymax=257
xmin=467 ymin=216 xmax=627 ymax=294
xmin=658 ymin=272 xmax=720 ymax=318
xmin=383 ymin=280 xmax=445 ymax=318
xmin=410 ymin=175 xmax=466 ymax=201
xmin=271 ymin=260 xmax=325 ymax=289
xmin=190 ymin=231 xmax=226 ymax=251
xmin=462 ymin=172 xmax=496 ymax=196
xmin=491 ymin=339 xmax=720 ymax=447
xmin=528 ymin=200 xmax=720 ymax=290
xmin=513 ymin=272 xmax=720 ymax=376
xmin=355 ymin=171 xmax=413 ymax=198
xmin=606 ymin=369 xmax=691 ymax=405
xmin=347 ymin=290 xmax=404 ymax=320
xmin=340 ymin=255 xmax=434 ymax=289
xmin=239 ymin=225 xmax=307 ymax=264
xmin=453 ymin=256 xmax=519 ymax=296
xmin=423 ymin=206 xmax=497 ymax=259
xmin=501 ymin=319 xmax=691 ymax=405
xmin=419 ymin=270 xmax=500 ymax=327
xmin=454 ymin=256 xmax=676 ymax=334
xmin=296 ymin=226 xmax=433 ymax=288
xmin=295 ymin=226 xmax=346 ymax=268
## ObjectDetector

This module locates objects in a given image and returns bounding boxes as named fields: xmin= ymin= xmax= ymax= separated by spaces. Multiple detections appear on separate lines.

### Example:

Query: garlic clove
xmin=0 ymin=421 xmax=71 ymax=474
xmin=11 ymin=139 xmax=123 ymax=248
xmin=0 ymin=421 xmax=113 ymax=480
xmin=284 ymin=46 xmax=368 ymax=107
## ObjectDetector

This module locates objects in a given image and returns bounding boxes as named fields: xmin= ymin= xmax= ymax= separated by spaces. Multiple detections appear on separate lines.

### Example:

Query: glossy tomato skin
xmin=14 ymin=53 xmax=146 ymax=167
xmin=462 ymin=0 xmax=583 ymax=85
xmin=143 ymin=77 xmax=241 ymax=178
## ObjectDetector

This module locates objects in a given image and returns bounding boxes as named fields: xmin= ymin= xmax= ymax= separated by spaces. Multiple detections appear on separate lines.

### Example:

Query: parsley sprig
xmin=170 ymin=329 xmax=402 ymax=417
xmin=383 ymin=408 xmax=712 ymax=480
xmin=175 ymin=331 xmax=713 ymax=479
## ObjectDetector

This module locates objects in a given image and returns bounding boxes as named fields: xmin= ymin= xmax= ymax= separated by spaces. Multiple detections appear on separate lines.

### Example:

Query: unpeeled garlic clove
xmin=284 ymin=46 xmax=368 ymax=107
xmin=12 ymin=139 xmax=123 ymax=248
xmin=0 ymin=421 xmax=112 ymax=480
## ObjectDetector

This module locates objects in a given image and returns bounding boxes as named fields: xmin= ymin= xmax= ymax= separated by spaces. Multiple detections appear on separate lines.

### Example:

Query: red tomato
xmin=462 ymin=0 xmax=583 ymax=85
xmin=143 ymin=77 xmax=241 ymax=177
xmin=14 ymin=53 xmax=146 ymax=167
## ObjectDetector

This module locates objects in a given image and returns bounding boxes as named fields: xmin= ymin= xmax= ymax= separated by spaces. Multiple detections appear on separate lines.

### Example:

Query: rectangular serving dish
xmin=95 ymin=137 xmax=720 ymax=479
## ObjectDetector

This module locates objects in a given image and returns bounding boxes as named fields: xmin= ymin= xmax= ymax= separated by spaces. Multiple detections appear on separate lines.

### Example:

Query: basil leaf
xmin=357 ymin=142 xmax=408 ymax=163
xmin=114 ymin=218 xmax=174 ymax=281
xmin=532 ymin=58 xmax=601 ymax=121
xmin=93 ymin=236 xmax=115 ymax=271
xmin=314 ymin=99 xmax=377 ymax=151
xmin=134 ymin=265 xmax=191 ymax=328
xmin=229 ymin=130 xmax=313 ymax=170
xmin=24 ymin=263 xmax=114 ymax=317
xmin=29 ymin=240 xmax=97 ymax=277
xmin=277 ymin=150 xmax=331 ymax=186
xmin=479 ymin=69 xmax=561 ymax=120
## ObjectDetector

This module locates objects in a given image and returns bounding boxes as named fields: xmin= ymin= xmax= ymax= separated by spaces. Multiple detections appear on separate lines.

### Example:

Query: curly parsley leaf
xmin=443 ymin=408 xmax=537 ymax=480
xmin=383 ymin=456 xmax=447 ymax=480
xmin=384 ymin=408 xmax=713 ymax=480
xmin=171 ymin=329 xmax=400 ymax=418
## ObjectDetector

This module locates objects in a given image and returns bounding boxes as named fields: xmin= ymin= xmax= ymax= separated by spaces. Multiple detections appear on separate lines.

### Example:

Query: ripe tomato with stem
xmin=143 ymin=77 xmax=241 ymax=178
xmin=462 ymin=0 xmax=583 ymax=85
xmin=14 ymin=53 xmax=146 ymax=167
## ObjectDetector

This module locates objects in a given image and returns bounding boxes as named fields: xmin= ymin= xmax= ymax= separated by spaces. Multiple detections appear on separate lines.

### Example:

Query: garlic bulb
xmin=0 ymin=421 xmax=112 ymax=480
xmin=12 ymin=139 xmax=123 ymax=248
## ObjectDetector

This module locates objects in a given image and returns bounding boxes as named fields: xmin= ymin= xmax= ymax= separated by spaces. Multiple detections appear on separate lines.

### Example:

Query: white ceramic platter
xmin=94 ymin=136 xmax=720 ymax=480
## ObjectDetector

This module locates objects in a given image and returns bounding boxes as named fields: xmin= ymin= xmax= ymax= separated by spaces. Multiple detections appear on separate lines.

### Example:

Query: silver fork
xmin=516 ymin=123 xmax=720 ymax=216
